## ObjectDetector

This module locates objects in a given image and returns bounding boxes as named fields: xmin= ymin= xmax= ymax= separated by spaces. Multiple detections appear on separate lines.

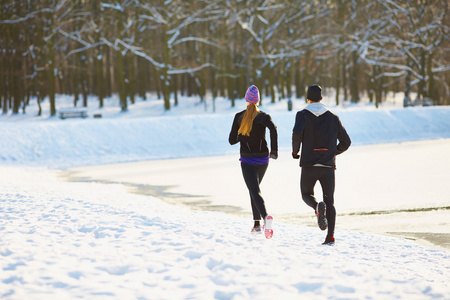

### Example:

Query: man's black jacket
xmin=292 ymin=103 xmax=351 ymax=168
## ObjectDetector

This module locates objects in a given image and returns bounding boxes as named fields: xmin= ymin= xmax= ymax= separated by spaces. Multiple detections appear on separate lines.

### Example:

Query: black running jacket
xmin=292 ymin=103 xmax=351 ymax=168
xmin=229 ymin=110 xmax=278 ymax=158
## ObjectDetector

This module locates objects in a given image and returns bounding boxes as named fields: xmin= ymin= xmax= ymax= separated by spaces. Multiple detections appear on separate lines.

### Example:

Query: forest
xmin=1 ymin=0 xmax=449 ymax=115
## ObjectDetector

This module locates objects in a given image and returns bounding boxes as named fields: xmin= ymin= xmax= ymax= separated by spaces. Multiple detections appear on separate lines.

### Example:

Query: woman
xmin=228 ymin=85 xmax=278 ymax=239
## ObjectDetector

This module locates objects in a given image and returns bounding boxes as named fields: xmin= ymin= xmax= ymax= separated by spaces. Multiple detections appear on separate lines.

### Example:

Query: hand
xmin=270 ymin=153 xmax=278 ymax=160
xmin=292 ymin=152 xmax=300 ymax=159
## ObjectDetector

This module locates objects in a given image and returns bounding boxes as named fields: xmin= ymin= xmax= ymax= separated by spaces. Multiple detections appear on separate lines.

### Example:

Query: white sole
xmin=264 ymin=216 xmax=273 ymax=239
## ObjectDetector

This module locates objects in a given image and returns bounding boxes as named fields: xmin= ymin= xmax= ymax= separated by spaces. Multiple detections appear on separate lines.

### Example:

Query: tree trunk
xmin=281 ymin=62 xmax=287 ymax=100
xmin=81 ymin=54 xmax=88 ymax=107
xmin=269 ymin=64 xmax=275 ymax=103
xmin=127 ymin=54 xmax=135 ymax=104
xmin=374 ymin=67 xmax=383 ymax=109
xmin=137 ymin=57 xmax=148 ymax=100
xmin=172 ymin=74 xmax=178 ymax=106
xmin=342 ymin=55 xmax=348 ymax=101
xmin=154 ymin=66 xmax=161 ymax=99
xmin=350 ymin=51 xmax=359 ymax=103
xmin=96 ymin=47 xmax=104 ymax=108
xmin=0 ymin=51 xmax=4 ymax=113
xmin=47 ymin=41 xmax=56 ymax=116
xmin=226 ymin=52 xmax=235 ymax=107
xmin=295 ymin=63 xmax=301 ymax=99
xmin=105 ymin=47 xmax=112 ymax=97
xmin=403 ymin=60 xmax=413 ymax=107
xmin=427 ymin=53 xmax=437 ymax=105
xmin=37 ymin=95 xmax=42 ymax=116
xmin=162 ymin=25 xmax=171 ymax=110
xmin=335 ymin=53 xmax=341 ymax=106
xmin=418 ymin=49 xmax=427 ymax=102
xmin=116 ymin=52 xmax=127 ymax=111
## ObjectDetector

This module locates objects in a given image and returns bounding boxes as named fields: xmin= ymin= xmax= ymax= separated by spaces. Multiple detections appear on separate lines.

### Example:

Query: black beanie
xmin=307 ymin=85 xmax=322 ymax=102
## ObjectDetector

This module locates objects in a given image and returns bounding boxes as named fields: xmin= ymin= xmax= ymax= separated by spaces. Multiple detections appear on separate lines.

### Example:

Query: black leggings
xmin=301 ymin=166 xmax=336 ymax=238
xmin=241 ymin=162 xmax=268 ymax=221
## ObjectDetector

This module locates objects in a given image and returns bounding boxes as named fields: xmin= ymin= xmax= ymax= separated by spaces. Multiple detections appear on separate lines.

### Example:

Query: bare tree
xmin=1 ymin=0 xmax=448 ymax=116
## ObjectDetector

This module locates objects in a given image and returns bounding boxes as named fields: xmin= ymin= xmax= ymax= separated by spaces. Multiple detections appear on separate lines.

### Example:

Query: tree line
xmin=1 ymin=0 xmax=448 ymax=116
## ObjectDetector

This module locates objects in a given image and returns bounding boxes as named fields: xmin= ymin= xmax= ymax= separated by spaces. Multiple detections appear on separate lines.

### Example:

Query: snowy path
xmin=64 ymin=140 xmax=450 ymax=250
xmin=1 ymin=166 xmax=449 ymax=299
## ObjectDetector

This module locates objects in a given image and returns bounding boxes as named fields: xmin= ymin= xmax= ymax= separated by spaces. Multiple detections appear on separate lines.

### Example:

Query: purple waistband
xmin=240 ymin=156 xmax=270 ymax=165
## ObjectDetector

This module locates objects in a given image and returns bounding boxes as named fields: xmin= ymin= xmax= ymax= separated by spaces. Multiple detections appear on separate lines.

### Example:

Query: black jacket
xmin=292 ymin=103 xmax=351 ymax=167
xmin=229 ymin=110 xmax=278 ymax=158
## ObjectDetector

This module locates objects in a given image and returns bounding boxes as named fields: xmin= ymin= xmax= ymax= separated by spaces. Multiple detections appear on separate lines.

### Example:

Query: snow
xmin=1 ymin=93 xmax=450 ymax=168
xmin=64 ymin=139 xmax=450 ymax=226
xmin=1 ymin=93 xmax=450 ymax=299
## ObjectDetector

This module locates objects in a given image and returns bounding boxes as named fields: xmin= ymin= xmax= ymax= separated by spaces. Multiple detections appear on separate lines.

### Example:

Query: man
xmin=292 ymin=85 xmax=351 ymax=245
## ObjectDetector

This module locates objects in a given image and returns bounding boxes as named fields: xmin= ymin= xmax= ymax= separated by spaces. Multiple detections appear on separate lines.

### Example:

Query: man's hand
xmin=292 ymin=152 xmax=300 ymax=159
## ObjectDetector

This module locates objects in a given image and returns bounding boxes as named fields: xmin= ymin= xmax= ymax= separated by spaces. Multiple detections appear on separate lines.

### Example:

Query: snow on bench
xmin=58 ymin=110 xmax=88 ymax=120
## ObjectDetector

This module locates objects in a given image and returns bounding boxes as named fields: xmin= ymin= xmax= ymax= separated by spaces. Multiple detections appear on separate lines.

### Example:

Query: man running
xmin=292 ymin=85 xmax=351 ymax=245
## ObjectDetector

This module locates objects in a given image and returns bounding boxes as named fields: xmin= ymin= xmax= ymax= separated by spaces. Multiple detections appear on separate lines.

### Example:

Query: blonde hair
xmin=238 ymin=103 xmax=260 ymax=136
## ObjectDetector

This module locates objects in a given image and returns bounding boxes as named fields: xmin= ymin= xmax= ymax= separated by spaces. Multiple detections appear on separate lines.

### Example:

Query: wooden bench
xmin=58 ymin=110 xmax=88 ymax=120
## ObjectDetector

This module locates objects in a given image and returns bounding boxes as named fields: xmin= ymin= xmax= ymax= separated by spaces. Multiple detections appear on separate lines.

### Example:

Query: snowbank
xmin=1 ymin=102 xmax=449 ymax=168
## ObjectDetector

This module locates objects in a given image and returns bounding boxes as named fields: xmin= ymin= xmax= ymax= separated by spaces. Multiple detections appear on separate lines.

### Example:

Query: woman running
xmin=228 ymin=85 xmax=278 ymax=239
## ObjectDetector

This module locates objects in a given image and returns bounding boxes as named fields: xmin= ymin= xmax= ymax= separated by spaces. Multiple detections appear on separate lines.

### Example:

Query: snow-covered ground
xmin=63 ymin=140 xmax=450 ymax=250
xmin=1 ymin=92 xmax=450 ymax=167
xmin=1 ymin=93 xmax=450 ymax=299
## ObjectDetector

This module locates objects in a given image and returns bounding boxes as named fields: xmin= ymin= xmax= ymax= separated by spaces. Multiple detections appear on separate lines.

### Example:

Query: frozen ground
xmin=2 ymin=166 xmax=450 ymax=300
xmin=63 ymin=140 xmax=450 ymax=250
xmin=1 ymin=93 xmax=450 ymax=299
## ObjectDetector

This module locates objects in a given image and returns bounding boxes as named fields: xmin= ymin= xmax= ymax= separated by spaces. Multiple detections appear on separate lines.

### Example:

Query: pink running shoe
xmin=264 ymin=215 xmax=273 ymax=239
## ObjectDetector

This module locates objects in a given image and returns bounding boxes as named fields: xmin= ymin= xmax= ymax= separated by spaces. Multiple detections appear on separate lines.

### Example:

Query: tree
xmin=1 ymin=0 xmax=449 ymax=116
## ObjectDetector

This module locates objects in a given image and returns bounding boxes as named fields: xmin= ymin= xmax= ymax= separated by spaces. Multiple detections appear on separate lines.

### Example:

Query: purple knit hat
xmin=245 ymin=85 xmax=260 ymax=104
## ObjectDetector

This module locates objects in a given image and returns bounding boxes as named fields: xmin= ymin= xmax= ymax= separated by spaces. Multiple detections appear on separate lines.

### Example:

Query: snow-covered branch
xmin=67 ymin=42 xmax=106 ymax=56
xmin=167 ymin=63 xmax=216 ymax=75
xmin=171 ymin=37 xmax=223 ymax=49
xmin=0 ymin=8 xmax=53 ymax=24
xmin=112 ymin=38 xmax=166 ymax=69
xmin=100 ymin=2 xmax=124 ymax=12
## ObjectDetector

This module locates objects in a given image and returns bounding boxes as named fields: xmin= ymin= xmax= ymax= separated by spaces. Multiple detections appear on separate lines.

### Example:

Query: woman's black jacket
xmin=229 ymin=110 xmax=278 ymax=158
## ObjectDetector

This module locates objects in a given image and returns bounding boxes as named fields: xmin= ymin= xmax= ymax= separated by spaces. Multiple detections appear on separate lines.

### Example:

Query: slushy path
xmin=62 ymin=139 xmax=450 ymax=250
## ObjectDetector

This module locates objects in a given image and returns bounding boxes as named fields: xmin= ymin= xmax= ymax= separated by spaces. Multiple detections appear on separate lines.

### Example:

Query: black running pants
xmin=241 ymin=162 xmax=268 ymax=221
xmin=301 ymin=166 xmax=336 ymax=238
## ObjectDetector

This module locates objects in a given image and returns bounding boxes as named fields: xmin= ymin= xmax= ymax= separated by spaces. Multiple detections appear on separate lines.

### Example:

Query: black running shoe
xmin=322 ymin=236 xmax=335 ymax=245
xmin=251 ymin=225 xmax=262 ymax=235
xmin=316 ymin=202 xmax=327 ymax=231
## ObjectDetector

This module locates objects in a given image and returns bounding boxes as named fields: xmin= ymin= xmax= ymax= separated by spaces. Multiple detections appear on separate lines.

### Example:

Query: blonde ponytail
xmin=238 ymin=103 xmax=260 ymax=136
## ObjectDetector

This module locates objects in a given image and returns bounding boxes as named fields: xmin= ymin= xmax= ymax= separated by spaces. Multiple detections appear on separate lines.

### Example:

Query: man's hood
xmin=305 ymin=102 xmax=328 ymax=117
